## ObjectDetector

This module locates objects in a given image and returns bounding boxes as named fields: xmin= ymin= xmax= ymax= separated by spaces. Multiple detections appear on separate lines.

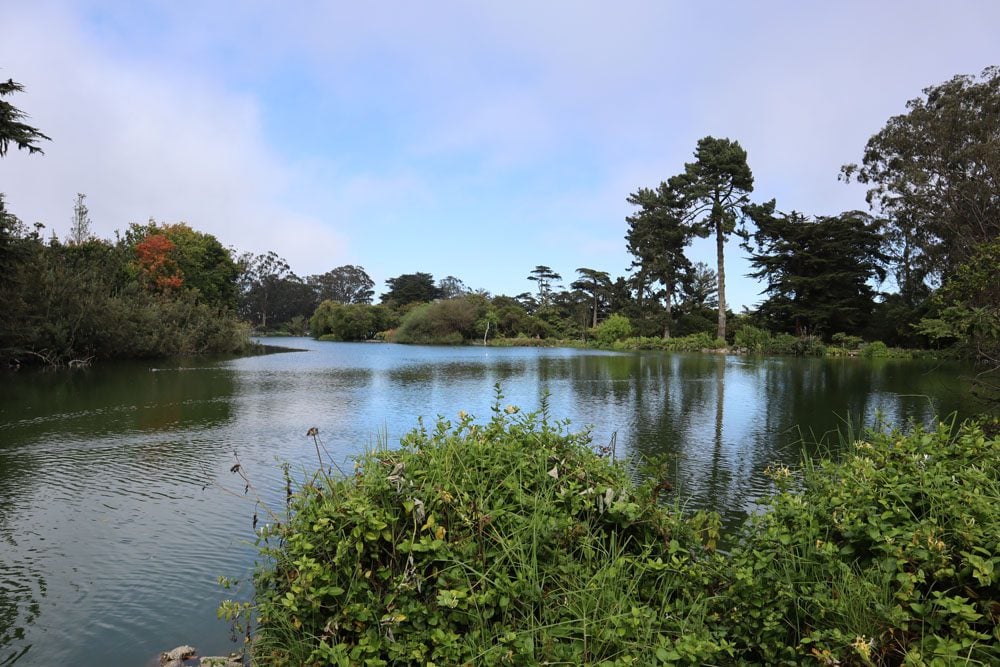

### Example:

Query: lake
xmin=0 ymin=339 xmax=978 ymax=665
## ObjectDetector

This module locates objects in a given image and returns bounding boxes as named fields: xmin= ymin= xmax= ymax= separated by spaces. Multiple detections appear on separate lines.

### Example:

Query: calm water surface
xmin=0 ymin=339 xmax=977 ymax=665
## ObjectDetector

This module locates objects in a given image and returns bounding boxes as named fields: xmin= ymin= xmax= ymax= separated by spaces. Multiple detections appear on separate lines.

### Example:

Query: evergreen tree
xmin=0 ymin=78 xmax=50 ymax=157
xmin=381 ymin=272 xmax=441 ymax=306
xmin=625 ymin=183 xmax=694 ymax=338
xmin=527 ymin=265 xmax=562 ymax=308
xmin=571 ymin=268 xmax=612 ymax=328
xmin=671 ymin=137 xmax=755 ymax=340
xmin=744 ymin=204 xmax=886 ymax=337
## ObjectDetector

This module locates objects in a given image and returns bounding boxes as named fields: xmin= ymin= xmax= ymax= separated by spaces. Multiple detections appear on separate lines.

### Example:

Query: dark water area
xmin=0 ymin=339 xmax=979 ymax=665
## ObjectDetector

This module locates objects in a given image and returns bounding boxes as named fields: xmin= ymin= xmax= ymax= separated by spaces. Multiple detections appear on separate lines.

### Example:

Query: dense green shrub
xmin=831 ymin=332 xmax=864 ymax=350
xmin=733 ymin=325 xmax=772 ymax=354
xmin=861 ymin=340 xmax=891 ymax=358
xmin=591 ymin=313 xmax=633 ymax=345
xmin=672 ymin=312 xmax=716 ymax=338
xmin=0 ymin=211 xmax=252 ymax=365
xmin=613 ymin=332 xmax=726 ymax=352
xmin=791 ymin=335 xmax=827 ymax=356
xmin=768 ymin=332 xmax=800 ymax=355
xmin=310 ymin=301 xmax=393 ymax=341
xmin=721 ymin=420 xmax=1000 ymax=665
xmin=394 ymin=296 xmax=488 ymax=345
xmin=240 ymin=399 xmax=729 ymax=666
xmin=229 ymin=409 xmax=1000 ymax=666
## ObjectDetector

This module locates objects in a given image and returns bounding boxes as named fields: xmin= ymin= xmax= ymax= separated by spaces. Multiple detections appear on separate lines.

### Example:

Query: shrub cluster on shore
xmin=223 ymin=399 xmax=999 ymax=666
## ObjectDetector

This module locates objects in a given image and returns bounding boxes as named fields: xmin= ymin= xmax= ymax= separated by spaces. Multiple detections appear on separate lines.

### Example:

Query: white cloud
xmin=3 ymin=0 xmax=998 ymax=306
xmin=0 ymin=2 xmax=349 ymax=274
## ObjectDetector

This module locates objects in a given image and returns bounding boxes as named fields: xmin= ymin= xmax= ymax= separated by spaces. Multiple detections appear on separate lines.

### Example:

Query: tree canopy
xmin=0 ymin=79 xmax=51 ymax=157
xmin=381 ymin=272 xmax=441 ymax=306
xmin=744 ymin=204 xmax=886 ymax=337
xmin=527 ymin=265 xmax=562 ymax=308
xmin=625 ymin=183 xmax=694 ymax=338
xmin=0 ymin=202 xmax=249 ymax=365
xmin=571 ymin=268 xmax=612 ymax=328
xmin=842 ymin=65 xmax=1000 ymax=293
xmin=308 ymin=265 xmax=375 ymax=305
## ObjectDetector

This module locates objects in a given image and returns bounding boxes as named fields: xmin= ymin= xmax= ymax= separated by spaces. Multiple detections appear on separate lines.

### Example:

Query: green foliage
xmin=283 ymin=315 xmax=309 ymax=336
xmin=526 ymin=265 xmax=562 ymax=308
xmin=867 ymin=293 xmax=934 ymax=349
xmin=721 ymin=421 xmax=1000 ymax=665
xmin=308 ymin=265 xmax=375 ymax=305
xmin=831 ymin=332 xmax=864 ymax=350
xmin=768 ymin=333 xmax=800 ymax=355
xmin=861 ymin=341 xmax=890 ymax=358
xmin=625 ymin=184 xmax=693 ymax=338
xmin=394 ymin=296 xmax=488 ymax=345
xmin=844 ymin=66 xmax=1000 ymax=290
xmin=0 ymin=78 xmax=51 ymax=157
xmin=613 ymin=332 xmax=725 ymax=352
xmin=237 ymin=251 xmax=315 ymax=331
xmin=381 ymin=272 xmax=441 ymax=307
xmin=246 ymin=397 xmax=729 ymax=666
xmin=571 ymin=267 xmax=613 ymax=329
xmin=158 ymin=223 xmax=240 ymax=310
xmin=310 ymin=301 xmax=393 ymax=341
xmin=671 ymin=136 xmax=755 ymax=340
xmin=734 ymin=325 xmax=772 ymax=354
xmin=591 ymin=313 xmax=633 ymax=346
xmin=238 ymin=405 xmax=1000 ymax=665
xmin=0 ymin=209 xmax=251 ymax=365
xmin=918 ymin=239 xmax=999 ymax=405
xmin=743 ymin=206 xmax=885 ymax=338
xmin=672 ymin=311 xmax=716 ymax=338
xmin=790 ymin=335 xmax=827 ymax=357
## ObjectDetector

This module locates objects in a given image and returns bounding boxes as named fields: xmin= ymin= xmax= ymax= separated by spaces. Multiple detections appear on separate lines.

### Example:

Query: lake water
xmin=0 ymin=339 xmax=978 ymax=665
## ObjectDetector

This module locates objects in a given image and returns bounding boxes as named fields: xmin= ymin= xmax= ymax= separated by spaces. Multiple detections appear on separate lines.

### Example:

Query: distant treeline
xmin=1 ymin=68 xmax=996 ymax=385
xmin=0 ymin=207 xmax=252 ymax=366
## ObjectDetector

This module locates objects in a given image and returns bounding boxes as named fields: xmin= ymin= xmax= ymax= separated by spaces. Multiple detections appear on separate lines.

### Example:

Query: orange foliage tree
xmin=134 ymin=233 xmax=184 ymax=292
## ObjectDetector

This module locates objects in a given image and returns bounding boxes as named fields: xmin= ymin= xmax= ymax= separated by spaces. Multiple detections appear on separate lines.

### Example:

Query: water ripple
xmin=0 ymin=345 xmax=977 ymax=665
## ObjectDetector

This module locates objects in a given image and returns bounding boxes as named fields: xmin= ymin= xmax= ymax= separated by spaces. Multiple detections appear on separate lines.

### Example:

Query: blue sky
xmin=2 ymin=1 xmax=998 ymax=308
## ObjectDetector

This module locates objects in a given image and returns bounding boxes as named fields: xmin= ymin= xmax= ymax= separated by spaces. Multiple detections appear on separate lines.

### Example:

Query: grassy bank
xmin=226 ymin=404 xmax=999 ymax=665
xmin=484 ymin=331 xmax=939 ymax=360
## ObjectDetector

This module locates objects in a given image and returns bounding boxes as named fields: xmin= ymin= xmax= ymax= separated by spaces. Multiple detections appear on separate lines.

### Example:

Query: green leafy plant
xmin=239 ymin=389 xmax=730 ymax=666
xmin=861 ymin=340 xmax=890 ymax=358
xmin=591 ymin=313 xmax=633 ymax=346
xmin=831 ymin=332 xmax=864 ymax=350
xmin=720 ymin=420 xmax=1000 ymax=665
xmin=734 ymin=325 xmax=772 ymax=354
xmin=225 ymin=401 xmax=1000 ymax=666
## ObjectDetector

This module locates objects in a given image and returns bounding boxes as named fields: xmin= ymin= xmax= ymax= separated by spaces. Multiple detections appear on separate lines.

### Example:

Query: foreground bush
xmin=230 ymin=412 xmax=1000 ymax=665
xmin=722 ymin=420 xmax=1000 ymax=665
xmin=243 ymin=399 xmax=728 ymax=666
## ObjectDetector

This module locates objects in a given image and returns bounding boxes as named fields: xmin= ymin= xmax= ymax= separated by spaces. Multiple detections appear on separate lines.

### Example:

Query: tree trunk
xmin=592 ymin=294 xmax=598 ymax=328
xmin=663 ymin=283 xmax=673 ymax=339
xmin=715 ymin=217 xmax=727 ymax=341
